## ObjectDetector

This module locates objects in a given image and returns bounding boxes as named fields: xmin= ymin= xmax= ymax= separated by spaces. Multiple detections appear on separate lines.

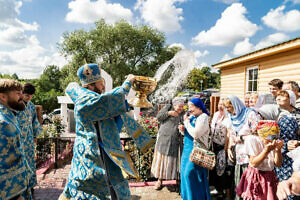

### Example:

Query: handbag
xmin=189 ymin=134 xmax=216 ymax=170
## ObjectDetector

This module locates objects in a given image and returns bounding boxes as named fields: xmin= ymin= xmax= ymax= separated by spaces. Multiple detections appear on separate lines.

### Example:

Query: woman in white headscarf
xmin=258 ymin=104 xmax=300 ymax=200
xmin=249 ymin=93 xmax=265 ymax=112
xmin=224 ymin=95 xmax=259 ymax=200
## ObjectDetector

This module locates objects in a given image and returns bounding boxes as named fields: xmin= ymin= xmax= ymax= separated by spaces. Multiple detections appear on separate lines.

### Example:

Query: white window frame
xmin=246 ymin=66 xmax=258 ymax=92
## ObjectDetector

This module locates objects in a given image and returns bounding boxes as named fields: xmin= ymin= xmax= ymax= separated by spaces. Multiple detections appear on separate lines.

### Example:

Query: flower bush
xmin=137 ymin=112 xmax=159 ymax=136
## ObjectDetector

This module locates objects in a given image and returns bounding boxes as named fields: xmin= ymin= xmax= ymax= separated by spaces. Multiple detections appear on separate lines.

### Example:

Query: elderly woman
xmin=249 ymin=92 xmax=265 ymax=112
xmin=178 ymin=98 xmax=211 ymax=200
xmin=209 ymin=98 xmax=234 ymax=199
xmin=224 ymin=95 xmax=258 ymax=200
xmin=151 ymin=97 xmax=185 ymax=190
xmin=277 ymin=90 xmax=300 ymax=151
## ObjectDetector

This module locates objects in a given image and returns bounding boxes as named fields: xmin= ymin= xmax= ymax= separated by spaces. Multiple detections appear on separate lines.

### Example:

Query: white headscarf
xmin=286 ymin=90 xmax=296 ymax=107
xmin=253 ymin=94 xmax=265 ymax=111
xmin=172 ymin=97 xmax=184 ymax=106
xmin=258 ymin=104 xmax=280 ymax=121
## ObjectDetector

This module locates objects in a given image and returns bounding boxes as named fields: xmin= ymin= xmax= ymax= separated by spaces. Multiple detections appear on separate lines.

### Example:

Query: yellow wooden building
xmin=212 ymin=37 xmax=300 ymax=100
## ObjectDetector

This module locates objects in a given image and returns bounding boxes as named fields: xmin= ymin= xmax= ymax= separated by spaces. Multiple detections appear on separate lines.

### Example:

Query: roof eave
xmin=212 ymin=37 xmax=300 ymax=69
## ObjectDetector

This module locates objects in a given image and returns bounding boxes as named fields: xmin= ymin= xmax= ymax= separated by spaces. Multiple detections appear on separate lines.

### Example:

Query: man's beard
xmin=93 ymin=87 xmax=103 ymax=94
xmin=7 ymin=98 xmax=25 ymax=111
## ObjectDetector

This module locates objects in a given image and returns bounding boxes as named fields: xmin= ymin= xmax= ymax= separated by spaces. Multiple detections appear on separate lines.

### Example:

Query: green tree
xmin=185 ymin=68 xmax=207 ymax=91
xmin=59 ymin=19 xmax=177 ymax=86
xmin=200 ymin=66 xmax=220 ymax=89
xmin=38 ymin=65 xmax=63 ymax=92
xmin=31 ymin=65 xmax=63 ymax=113
xmin=11 ymin=73 xmax=19 ymax=80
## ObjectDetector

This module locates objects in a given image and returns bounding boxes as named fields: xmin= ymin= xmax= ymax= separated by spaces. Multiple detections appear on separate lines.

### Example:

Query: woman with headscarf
xmin=277 ymin=90 xmax=300 ymax=126
xmin=277 ymin=90 xmax=300 ymax=153
xmin=209 ymin=98 xmax=234 ymax=199
xmin=258 ymin=104 xmax=300 ymax=200
xmin=224 ymin=95 xmax=258 ymax=200
xmin=178 ymin=98 xmax=211 ymax=200
xmin=151 ymin=97 xmax=185 ymax=190
xmin=249 ymin=93 xmax=265 ymax=112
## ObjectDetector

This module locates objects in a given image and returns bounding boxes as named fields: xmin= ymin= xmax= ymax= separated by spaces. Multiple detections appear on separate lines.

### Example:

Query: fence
xmin=36 ymin=137 xmax=75 ymax=170
xmin=35 ymin=136 xmax=156 ymax=181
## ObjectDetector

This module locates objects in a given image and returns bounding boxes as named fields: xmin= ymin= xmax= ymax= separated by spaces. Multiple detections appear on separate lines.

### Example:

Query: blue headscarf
xmin=189 ymin=98 xmax=209 ymax=116
xmin=227 ymin=95 xmax=255 ymax=133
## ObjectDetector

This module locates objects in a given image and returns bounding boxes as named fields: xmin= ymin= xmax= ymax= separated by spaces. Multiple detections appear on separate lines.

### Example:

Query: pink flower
xmin=145 ymin=120 xmax=150 ymax=123
xmin=154 ymin=123 xmax=158 ymax=127
xmin=148 ymin=125 xmax=153 ymax=128
xmin=150 ymin=116 xmax=154 ymax=119
xmin=139 ymin=112 xmax=143 ymax=116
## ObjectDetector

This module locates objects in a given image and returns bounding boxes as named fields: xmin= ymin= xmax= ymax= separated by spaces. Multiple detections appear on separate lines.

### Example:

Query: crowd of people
xmin=152 ymin=78 xmax=300 ymax=200
xmin=1 ymin=65 xmax=300 ymax=200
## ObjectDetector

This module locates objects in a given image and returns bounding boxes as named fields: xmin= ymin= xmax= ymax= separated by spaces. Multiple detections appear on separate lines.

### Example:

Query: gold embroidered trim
xmin=132 ymin=129 xmax=142 ymax=139
xmin=109 ymin=151 xmax=125 ymax=158
xmin=110 ymin=155 xmax=138 ymax=178
xmin=58 ymin=193 xmax=70 ymax=200
xmin=140 ymin=139 xmax=155 ymax=153
xmin=125 ymin=152 xmax=140 ymax=181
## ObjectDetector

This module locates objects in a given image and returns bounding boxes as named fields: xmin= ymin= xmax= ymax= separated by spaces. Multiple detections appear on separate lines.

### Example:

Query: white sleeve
xmin=184 ymin=114 xmax=209 ymax=139
xmin=244 ymin=135 xmax=263 ymax=156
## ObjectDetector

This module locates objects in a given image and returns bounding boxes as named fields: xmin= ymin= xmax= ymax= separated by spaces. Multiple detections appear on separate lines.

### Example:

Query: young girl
xmin=236 ymin=120 xmax=284 ymax=200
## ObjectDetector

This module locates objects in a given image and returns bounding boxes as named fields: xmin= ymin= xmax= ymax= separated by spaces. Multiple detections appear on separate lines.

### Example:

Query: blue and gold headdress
xmin=77 ymin=63 xmax=103 ymax=86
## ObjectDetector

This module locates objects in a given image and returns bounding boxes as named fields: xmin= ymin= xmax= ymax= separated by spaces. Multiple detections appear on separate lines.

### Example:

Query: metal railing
xmin=36 ymin=137 xmax=75 ymax=169
xmin=35 ymin=136 xmax=156 ymax=181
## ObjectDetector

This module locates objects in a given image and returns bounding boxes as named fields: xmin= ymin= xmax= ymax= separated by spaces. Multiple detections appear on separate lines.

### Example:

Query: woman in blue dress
xmin=178 ymin=98 xmax=211 ymax=200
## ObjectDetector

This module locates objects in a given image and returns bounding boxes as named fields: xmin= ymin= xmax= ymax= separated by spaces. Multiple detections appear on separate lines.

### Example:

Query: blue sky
xmin=0 ymin=0 xmax=300 ymax=79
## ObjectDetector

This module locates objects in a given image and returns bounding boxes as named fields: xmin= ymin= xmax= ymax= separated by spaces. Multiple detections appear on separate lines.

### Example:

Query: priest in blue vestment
xmin=0 ymin=79 xmax=31 ymax=200
xmin=59 ymin=64 xmax=154 ymax=200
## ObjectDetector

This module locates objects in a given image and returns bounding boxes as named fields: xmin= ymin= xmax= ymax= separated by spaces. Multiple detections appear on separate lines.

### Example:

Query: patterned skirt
xmin=236 ymin=166 xmax=278 ymax=200
xmin=151 ymin=148 xmax=178 ymax=180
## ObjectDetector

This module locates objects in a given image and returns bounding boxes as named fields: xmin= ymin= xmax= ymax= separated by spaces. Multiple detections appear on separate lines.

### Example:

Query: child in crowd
xmin=236 ymin=120 xmax=284 ymax=200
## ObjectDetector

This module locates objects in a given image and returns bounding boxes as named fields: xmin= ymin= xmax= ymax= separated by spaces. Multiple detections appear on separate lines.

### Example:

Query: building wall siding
xmin=220 ymin=48 xmax=300 ymax=101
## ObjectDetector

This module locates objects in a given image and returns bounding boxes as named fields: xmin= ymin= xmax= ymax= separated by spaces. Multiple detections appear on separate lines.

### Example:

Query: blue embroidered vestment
xmin=60 ymin=80 xmax=154 ymax=200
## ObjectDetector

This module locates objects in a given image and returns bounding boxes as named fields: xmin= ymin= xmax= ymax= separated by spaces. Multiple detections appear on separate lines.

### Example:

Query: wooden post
xmin=35 ymin=105 xmax=43 ymax=125
xmin=210 ymin=96 xmax=220 ymax=117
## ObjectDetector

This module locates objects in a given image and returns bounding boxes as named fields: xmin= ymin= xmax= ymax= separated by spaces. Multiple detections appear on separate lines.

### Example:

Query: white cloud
xmin=213 ymin=0 xmax=239 ymax=4
xmin=192 ymin=3 xmax=259 ymax=46
xmin=284 ymin=0 xmax=300 ymax=4
xmin=232 ymin=33 xmax=289 ymax=56
xmin=169 ymin=43 xmax=185 ymax=49
xmin=0 ymin=27 xmax=32 ymax=47
xmin=221 ymin=53 xmax=232 ymax=62
xmin=66 ymin=0 xmax=133 ymax=24
xmin=0 ymin=0 xmax=67 ymax=79
xmin=262 ymin=6 xmax=300 ymax=32
xmin=0 ymin=39 xmax=67 ymax=79
xmin=135 ymin=0 xmax=186 ymax=33
xmin=255 ymin=33 xmax=289 ymax=50
xmin=233 ymin=38 xmax=254 ymax=55
xmin=194 ymin=50 xmax=209 ymax=58
xmin=0 ymin=0 xmax=38 ymax=30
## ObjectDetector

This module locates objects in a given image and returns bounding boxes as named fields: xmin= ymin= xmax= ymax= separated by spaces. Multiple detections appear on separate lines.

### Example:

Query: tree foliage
xmin=185 ymin=67 xmax=220 ymax=91
xmin=31 ymin=65 xmax=64 ymax=113
xmin=59 ymin=19 xmax=177 ymax=86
